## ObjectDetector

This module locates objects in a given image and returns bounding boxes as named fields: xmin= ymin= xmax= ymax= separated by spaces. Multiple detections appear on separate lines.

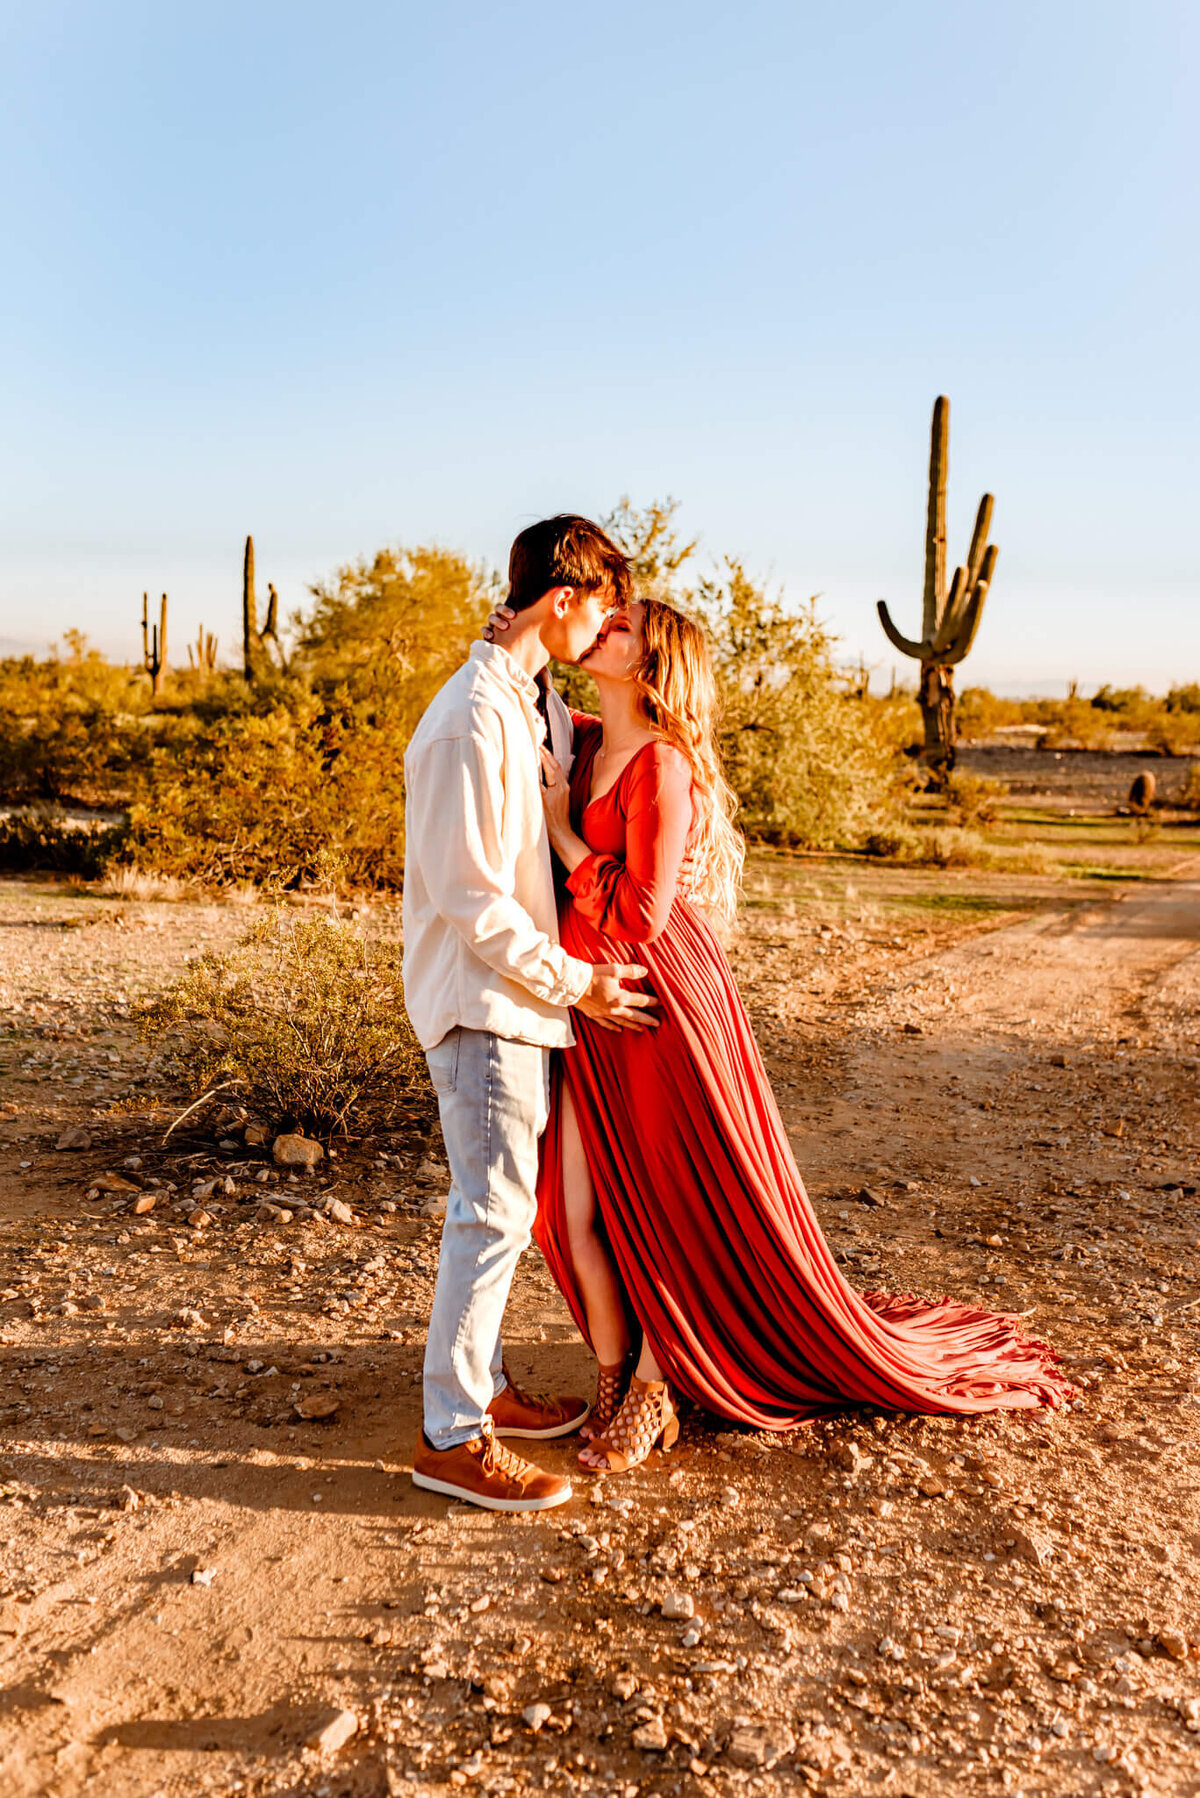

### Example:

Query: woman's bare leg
xmin=560 ymin=1085 xmax=630 ymax=1368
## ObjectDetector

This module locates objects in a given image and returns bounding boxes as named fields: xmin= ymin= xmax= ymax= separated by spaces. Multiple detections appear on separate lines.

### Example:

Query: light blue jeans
xmin=422 ymin=1026 xmax=551 ymax=1451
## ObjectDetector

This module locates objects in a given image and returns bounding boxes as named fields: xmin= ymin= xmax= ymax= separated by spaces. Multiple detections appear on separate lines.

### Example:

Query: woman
xmin=494 ymin=597 xmax=1073 ymax=1473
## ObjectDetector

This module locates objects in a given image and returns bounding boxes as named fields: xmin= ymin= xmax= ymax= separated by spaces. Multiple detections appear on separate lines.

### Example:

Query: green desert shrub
xmin=121 ymin=692 xmax=409 ymax=890
xmin=697 ymin=562 xmax=902 ymax=847
xmin=143 ymin=911 xmax=432 ymax=1136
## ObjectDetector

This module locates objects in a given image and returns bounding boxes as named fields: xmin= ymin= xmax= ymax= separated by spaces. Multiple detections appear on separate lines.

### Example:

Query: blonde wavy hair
xmin=631 ymin=599 xmax=745 ymax=924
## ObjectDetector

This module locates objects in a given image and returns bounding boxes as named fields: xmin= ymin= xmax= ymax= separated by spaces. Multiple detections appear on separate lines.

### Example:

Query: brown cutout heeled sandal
xmin=578 ymin=1377 xmax=679 ymax=1473
xmin=579 ymin=1352 xmax=634 ymax=1443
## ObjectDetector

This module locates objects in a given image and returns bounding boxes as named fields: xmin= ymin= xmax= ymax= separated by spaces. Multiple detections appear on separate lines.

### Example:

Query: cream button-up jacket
xmin=402 ymin=642 xmax=593 ymax=1051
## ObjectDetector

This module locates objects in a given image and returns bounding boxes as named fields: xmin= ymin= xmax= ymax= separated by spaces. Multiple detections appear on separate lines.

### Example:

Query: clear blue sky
xmin=2 ymin=1 xmax=1197 ymax=691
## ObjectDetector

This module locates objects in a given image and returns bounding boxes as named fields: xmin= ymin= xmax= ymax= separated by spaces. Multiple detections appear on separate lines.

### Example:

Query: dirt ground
xmin=0 ymin=801 xmax=1198 ymax=1796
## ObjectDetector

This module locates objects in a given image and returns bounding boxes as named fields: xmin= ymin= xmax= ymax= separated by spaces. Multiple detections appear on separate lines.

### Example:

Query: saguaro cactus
xmin=141 ymin=591 xmax=168 ymax=698
xmin=187 ymin=627 xmax=219 ymax=676
xmin=242 ymin=536 xmax=281 ymax=680
xmin=877 ymin=397 xmax=998 ymax=769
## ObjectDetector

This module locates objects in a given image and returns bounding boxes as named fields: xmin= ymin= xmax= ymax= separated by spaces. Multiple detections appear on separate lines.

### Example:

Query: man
xmin=403 ymin=515 xmax=657 ymax=1512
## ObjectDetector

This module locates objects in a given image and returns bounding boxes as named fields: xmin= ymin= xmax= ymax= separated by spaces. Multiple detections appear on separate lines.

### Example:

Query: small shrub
xmin=1177 ymin=762 xmax=1200 ymax=810
xmin=143 ymin=912 xmax=432 ymax=1136
xmin=0 ymin=806 xmax=128 ymax=876
xmin=862 ymin=828 xmax=920 ymax=861
xmin=942 ymin=771 xmax=1007 ymax=829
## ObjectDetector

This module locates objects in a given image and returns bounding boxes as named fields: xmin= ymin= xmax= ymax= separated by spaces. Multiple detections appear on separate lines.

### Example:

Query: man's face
xmin=544 ymin=585 xmax=614 ymax=665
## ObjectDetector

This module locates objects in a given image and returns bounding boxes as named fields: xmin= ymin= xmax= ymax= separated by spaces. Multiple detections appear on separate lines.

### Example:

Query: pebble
xmin=611 ymin=1672 xmax=639 ymax=1701
xmin=662 ymin=1592 xmax=695 ymax=1619
xmin=133 ymin=1194 xmax=156 ymax=1215
xmin=55 ymin=1127 xmax=91 ymax=1151
xmin=726 ymin=1723 xmax=796 ymax=1769
xmin=420 ymin=1196 xmax=447 ymax=1219
xmin=523 ymin=1703 xmax=552 ymax=1732
xmin=257 ymin=1203 xmax=292 ymax=1224
xmin=632 ymin=1718 xmax=668 ymax=1752
xmin=273 ymin=1134 xmax=324 ymax=1170
xmin=1159 ymin=1630 xmax=1189 ymax=1660
xmin=306 ymin=1707 xmax=358 ymax=1754
xmin=190 ymin=1567 xmax=217 ymax=1586
xmin=325 ymin=1198 xmax=356 ymax=1226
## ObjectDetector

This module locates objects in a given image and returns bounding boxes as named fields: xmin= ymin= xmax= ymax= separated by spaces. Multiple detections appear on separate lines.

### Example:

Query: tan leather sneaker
xmin=412 ymin=1421 xmax=572 ymax=1513
xmin=487 ymin=1363 xmax=591 ymax=1439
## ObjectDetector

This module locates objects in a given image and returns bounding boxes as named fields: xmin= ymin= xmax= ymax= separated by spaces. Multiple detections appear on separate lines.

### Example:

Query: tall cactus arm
xmin=932 ymin=566 xmax=969 ymax=655
xmin=940 ymin=575 xmax=991 ymax=666
xmin=877 ymin=599 xmax=928 ymax=660
xmin=922 ymin=396 xmax=950 ymax=643
xmin=964 ymin=493 xmax=994 ymax=591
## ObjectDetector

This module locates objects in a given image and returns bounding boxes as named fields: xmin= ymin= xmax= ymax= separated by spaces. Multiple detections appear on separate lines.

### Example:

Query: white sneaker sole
xmin=493 ymin=1403 xmax=592 ymax=1441
xmin=412 ymin=1469 xmax=573 ymax=1512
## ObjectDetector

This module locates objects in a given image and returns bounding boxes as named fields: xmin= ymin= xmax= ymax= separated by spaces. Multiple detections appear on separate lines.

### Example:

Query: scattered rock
xmin=118 ymin=1486 xmax=141 ymax=1512
xmin=726 ymin=1722 xmax=795 ymax=1769
xmin=133 ymin=1194 xmax=156 ymax=1216
xmin=1011 ymin=1526 xmax=1054 ymax=1568
xmin=188 ymin=1210 xmax=213 ymax=1230
xmin=1158 ymin=1630 xmax=1189 ymax=1661
xmin=416 ymin=1157 xmax=446 ymax=1183
xmin=306 ymin=1707 xmax=358 ymax=1754
xmin=243 ymin=1122 xmax=270 ymax=1147
xmin=92 ymin=1173 xmax=140 ymax=1194
xmin=325 ymin=1198 xmax=356 ymax=1226
xmin=835 ymin=1441 xmax=875 ymax=1476
xmin=174 ymin=1307 xmax=207 ymax=1329
xmin=611 ymin=1672 xmax=639 ymax=1701
xmin=55 ymin=1127 xmax=91 ymax=1151
xmin=190 ymin=1567 xmax=217 ymax=1587
xmin=419 ymin=1196 xmax=447 ymax=1219
xmin=856 ymin=1186 xmax=888 ymax=1208
xmin=294 ymin=1395 xmax=340 ymax=1422
xmin=632 ymin=1718 xmax=669 ymax=1753
xmin=273 ymin=1134 xmax=324 ymax=1170
xmin=523 ymin=1703 xmax=552 ymax=1733
xmin=662 ymin=1592 xmax=695 ymax=1619
xmin=256 ymin=1203 xmax=293 ymax=1224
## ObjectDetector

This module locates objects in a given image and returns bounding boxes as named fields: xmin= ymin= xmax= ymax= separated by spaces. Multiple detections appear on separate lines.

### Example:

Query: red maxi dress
xmin=534 ymin=718 xmax=1074 ymax=1428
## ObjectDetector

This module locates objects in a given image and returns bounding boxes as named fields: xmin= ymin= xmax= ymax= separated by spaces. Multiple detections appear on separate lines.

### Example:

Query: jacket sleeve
xmin=407 ymin=730 xmax=593 ymax=1006
xmin=565 ymin=743 xmax=693 ymax=943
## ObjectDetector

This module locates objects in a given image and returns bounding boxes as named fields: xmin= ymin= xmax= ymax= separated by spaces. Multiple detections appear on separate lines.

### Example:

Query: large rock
xmin=273 ymin=1134 xmax=324 ymax=1169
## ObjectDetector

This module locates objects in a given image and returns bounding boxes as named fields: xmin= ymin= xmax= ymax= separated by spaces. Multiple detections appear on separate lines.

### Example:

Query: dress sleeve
xmin=565 ymin=743 xmax=693 ymax=943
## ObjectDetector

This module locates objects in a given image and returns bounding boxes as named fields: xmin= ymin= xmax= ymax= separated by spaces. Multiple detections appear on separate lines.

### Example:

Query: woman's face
xmin=579 ymin=600 xmax=644 ymax=680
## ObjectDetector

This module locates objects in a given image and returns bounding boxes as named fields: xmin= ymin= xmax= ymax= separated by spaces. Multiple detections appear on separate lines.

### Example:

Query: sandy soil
xmin=0 ymin=850 xmax=1197 ymax=1798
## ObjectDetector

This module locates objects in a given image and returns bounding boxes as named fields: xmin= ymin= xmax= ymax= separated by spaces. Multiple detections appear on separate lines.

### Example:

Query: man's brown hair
xmin=507 ymin=514 xmax=633 ymax=614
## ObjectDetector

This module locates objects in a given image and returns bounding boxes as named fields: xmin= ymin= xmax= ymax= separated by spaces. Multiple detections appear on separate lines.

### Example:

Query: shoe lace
xmin=501 ymin=1366 xmax=555 ymax=1411
xmin=478 ymin=1423 xmax=530 ymax=1483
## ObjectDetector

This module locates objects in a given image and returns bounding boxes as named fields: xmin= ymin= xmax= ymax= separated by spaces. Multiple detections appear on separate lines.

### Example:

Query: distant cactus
xmin=877 ymin=397 xmax=998 ymax=771
xmin=187 ymin=626 xmax=219 ymax=677
xmin=242 ymin=536 xmax=281 ymax=681
xmin=141 ymin=591 xmax=168 ymax=698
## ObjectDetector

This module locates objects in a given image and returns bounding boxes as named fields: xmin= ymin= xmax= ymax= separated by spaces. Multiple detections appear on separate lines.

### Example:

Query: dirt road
xmin=0 ymin=865 xmax=1197 ymax=1798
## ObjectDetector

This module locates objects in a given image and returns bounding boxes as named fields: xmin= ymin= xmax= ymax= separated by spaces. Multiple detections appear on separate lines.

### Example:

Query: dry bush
xmin=942 ymin=771 xmax=1007 ymax=829
xmin=863 ymin=825 xmax=1047 ymax=874
xmin=143 ymin=912 xmax=432 ymax=1136
xmin=0 ymin=806 xmax=127 ymax=876
xmin=1177 ymin=762 xmax=1200 ymax=810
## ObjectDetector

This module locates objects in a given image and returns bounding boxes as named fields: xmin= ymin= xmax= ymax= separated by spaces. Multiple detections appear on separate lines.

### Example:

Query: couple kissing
xmin=401 ymin=513 xmax=1073 ymax=1513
